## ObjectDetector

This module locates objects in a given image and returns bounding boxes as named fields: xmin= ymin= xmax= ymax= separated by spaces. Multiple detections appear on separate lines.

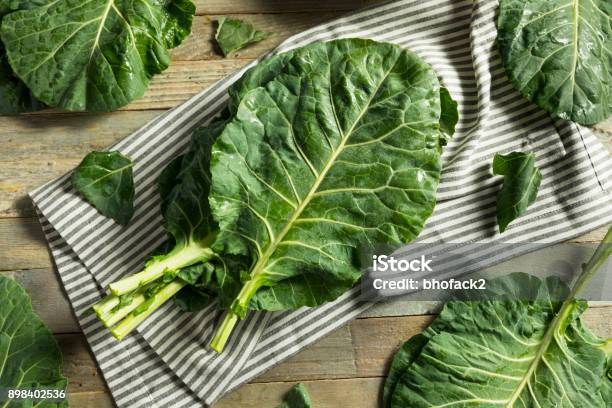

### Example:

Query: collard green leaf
xmin=276 ymin=383 xmax=311 ymax=408
xmin=156 ymin=121 xmax=225 ymax=257
xmin=174 ymin=286 xmax=212 ymax=312
xmin=493 ymin=151 xmax=542 ymax=233
xmin=107 ymin=119 xmax=228 ymax=296
xmin=0 ymin=0 xmax=48 ymax=15
xmin=439 ymin=87 xmax=458 ymax=140
xmin=387 ymin=272 xmax=611 ymax=408
xmin=0 ymin=276 xmax=67 ymax=407
xmin=602 ymin=355 xmax=612 ymax=402
xmin=497 ymin=0 xmax=611 ymax=125
xmin=72 ymin=151 xmax=135 ymax=225
xmin=250 ymin=273 xmax=352 ymax=312
xmin=0 ymin=0 xmax=196 ymax=112
xmin=158 ymin=153 xmax=188 ymax=221
xmin=215 ymin=17 xmax=270 ymax=56
xmin=175 ymin=263 xmax=214 ymax=286
xmin=0 ymin=43 xmax=41 ymax=115
xmin=210 ymin=39 xmax=445 ymax=322
xmin=96 ymin=39 xmax=453 ymax=346
xmin=0 ymin=1 xmax=45 ymax=115
xmin=382 ymin=334 xmax=428 ymax=408
xmin=161 ymin=0 xmax=197 ymax=49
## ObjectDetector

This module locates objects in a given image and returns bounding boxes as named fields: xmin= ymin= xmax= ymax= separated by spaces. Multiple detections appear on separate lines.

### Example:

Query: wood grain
xmin=65 ymin=378 xmax=383 ymax=408
xmin=172 ymin=14 xmax=342 ymax=61
xmin=57 ymin=307 xmax=612 ymax=407
xmin=0 ymin=111 xmax=159 ymax=218
xmin=58 ymin=334 xmax=107 ymax=393
xmin=195 ymin=0 xmax=384 ymax=14
xmin=57 ymin=309 xmax=610 ymax=382
xmin=68 ymin=391 xmax=114 ymax=408
xmin=217 ymin=378 xmax=382 ymax=408
xmin=1 ymin=268 xmax=77 ymax=333
xmin=0 ymin=218 xmax=50 ymax=270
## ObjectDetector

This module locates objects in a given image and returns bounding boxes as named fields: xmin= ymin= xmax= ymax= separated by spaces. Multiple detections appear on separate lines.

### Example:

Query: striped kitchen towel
xmin=30 ymin=0 xmax=612 ymax=406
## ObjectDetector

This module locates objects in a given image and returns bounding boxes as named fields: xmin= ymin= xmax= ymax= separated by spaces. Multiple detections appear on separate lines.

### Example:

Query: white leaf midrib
xmin=246 ymin=49 xmax=403 ymax=284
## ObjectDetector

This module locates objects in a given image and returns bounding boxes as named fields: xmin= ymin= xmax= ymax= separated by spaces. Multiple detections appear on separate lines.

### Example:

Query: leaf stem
xmin=209 ymin=311 xmax=239 ymax=353
xmin=109 ymin=244 xmax=214 ymax=296
xmin=553 ymin=225 xmax=612 ymax=335
xmin=111 ymin=280 xmax=186 ymax=340
xmin=566 ymin=225 xmax=612 ymax=300
xmin=505 ymin=225 xmax=611 ymax=406
xmin=209 ymin=278 xmax=263 ymax=352
xmin=93 ymin=291 xmax=147 ymax=328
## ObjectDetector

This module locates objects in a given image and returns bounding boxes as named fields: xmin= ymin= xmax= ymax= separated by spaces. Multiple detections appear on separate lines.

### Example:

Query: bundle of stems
xmin=95 ymin=226 xmax=612 ymax=353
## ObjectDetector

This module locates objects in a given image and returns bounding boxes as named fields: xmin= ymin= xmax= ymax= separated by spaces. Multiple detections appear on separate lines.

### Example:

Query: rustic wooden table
xmin=1 ymin=1 xmax=611 ymax=407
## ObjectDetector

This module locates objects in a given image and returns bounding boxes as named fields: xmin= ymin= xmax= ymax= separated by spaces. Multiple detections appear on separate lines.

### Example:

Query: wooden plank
xmin=581 ymin=307 xmax=612 ymax=338
xmin=216 ymin=377 xmax=381 ymax=408
xmin=120 ymin=60 xmax=246 ymax=111
xmin=1 ymin=258 xmax=609 ymax=337
xmin=112 ymin=59 xmax=612 ymax=122
xmin=350 ymin=315 xmax=432 ymax=378
xmin=10 ymin=269 xmax=603 ymax=338
xmin=0 ymin=215 xmax=605 ymax=273
xmin=195 ymin=0 xmax=383 ymax=14
xmin=0 ymin=111 xmax=159 ymax=218
xmin=0 ymin=218 xmax=50 ymax=270
xmin=57 ymin=334 xmax=108 ymax=393
xmin=567 ymin=225 xmax=611 ymax=243
xmin=172 ymin=13 xmax=342 ymax=61
xmin=257 ymin=325 xmax=358 ymax=382
xmin=65 ymin=378 xmax=382 ymax=408
xmin=1 ymin=268 xmax=78 ymax=334
xmin=68 ymin=391 xmax=114 ymax=408
xmin=593 ymin=117 xmax=612 ymax=136
xmin=4 ymin=229 xmax=612 ymax=335
xmin=57 ymin=308 xmax=612 ymax=406
xmin=56 ymin=309 xmax=611 ymax=390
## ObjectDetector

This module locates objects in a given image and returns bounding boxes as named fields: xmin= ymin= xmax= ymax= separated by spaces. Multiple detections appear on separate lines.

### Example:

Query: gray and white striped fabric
xmin=30 ymin=0 xmax=612 ymax=406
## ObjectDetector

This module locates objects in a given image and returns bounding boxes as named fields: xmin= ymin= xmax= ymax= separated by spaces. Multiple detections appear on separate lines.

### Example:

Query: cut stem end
xmin=210 ymin=312 xmax=239 ymax=353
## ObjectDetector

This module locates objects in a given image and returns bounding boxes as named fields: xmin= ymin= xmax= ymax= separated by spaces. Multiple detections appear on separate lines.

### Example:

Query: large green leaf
xmin=387 ymin=273 xmax=611 ymax=408
xmin=210 ymin=38 xmax=444 ymax=321
xmin=72 ymin=151 xmax=135 ymax=225
xmin=0 ymin=276 xmax=67 ymax=407
xmin=0 ymin=0 xmax=195 ymax=112
xmin=493 ymin=151 xmax=542 ymax=233
xmin=497 ymin=0 xmax=611 ymax=125
xmin=95 ymin=39 xmax=452 ymax=346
